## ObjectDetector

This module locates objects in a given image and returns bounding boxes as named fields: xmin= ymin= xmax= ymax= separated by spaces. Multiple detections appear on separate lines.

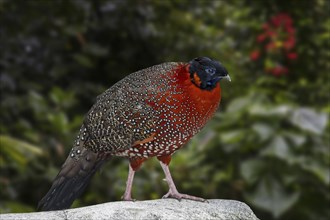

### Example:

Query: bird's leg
xmin=121 ymin=165 xmax=135 ymax=201
xmin=159 ymin=161 xmax=206 ymax=202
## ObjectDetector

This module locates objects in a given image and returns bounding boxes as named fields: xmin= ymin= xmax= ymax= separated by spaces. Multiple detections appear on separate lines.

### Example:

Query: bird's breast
xmin=129 ymin=64 xmax=221 ymax=158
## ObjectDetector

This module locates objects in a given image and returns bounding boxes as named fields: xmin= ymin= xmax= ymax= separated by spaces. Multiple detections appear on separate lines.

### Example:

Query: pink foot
xmin=121 ymin=165 xmax=136 ymax=201
xmin=162 ymin=190 xmax=206 ymax=202
xmin=159 ymin=162 xmax=206 ymax=202
xmin=121 ymin=194 xmax=136 ymax=202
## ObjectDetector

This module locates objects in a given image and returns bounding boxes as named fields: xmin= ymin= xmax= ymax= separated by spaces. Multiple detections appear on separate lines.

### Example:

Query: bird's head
xmin=189 ymin=57 xmax=230 ymax=90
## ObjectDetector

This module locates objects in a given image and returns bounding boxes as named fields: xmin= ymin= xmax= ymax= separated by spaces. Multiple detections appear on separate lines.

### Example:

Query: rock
xmin=0 ymin=199 xmax=259 ymax=220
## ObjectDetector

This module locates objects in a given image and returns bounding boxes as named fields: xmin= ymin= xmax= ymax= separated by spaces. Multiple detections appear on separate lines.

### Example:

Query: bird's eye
xmin=205 ymin=68 xmax=216 ymax=75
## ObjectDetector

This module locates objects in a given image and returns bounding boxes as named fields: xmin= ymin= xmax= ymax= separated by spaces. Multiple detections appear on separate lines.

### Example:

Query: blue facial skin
xmin=189 ymin=57 xmax=230 ymax=90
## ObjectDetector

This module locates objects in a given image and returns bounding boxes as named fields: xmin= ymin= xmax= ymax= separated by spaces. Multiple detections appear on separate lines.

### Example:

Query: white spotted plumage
xmin=69 ymin=62 xmax=219 ymax=161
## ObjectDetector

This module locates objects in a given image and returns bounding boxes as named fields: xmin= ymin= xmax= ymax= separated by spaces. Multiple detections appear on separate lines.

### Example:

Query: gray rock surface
xmin=0 ymin=199 xmax=259 ymax=220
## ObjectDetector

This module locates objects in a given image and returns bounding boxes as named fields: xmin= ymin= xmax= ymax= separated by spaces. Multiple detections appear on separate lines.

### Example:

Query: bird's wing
xmin=82 ymin=62 xmax=182 ymax=154
xmin=83 ymin=85 xmax=158 ymax=154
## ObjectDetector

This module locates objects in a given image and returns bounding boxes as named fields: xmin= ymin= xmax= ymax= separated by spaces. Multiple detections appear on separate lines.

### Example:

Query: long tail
xmin=38 ymin=146 xmax=105 ymax=211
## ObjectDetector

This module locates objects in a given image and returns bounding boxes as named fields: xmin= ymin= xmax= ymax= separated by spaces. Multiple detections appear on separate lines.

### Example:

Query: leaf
xmin=73 ymin=54 xmax=94 ymax=68
xmin=0 ymin=201 xmax=34 ymax=213
xmin=260 ymin=135 xmax=291 ymax=160
xmin=219 ymin=129 xmax=246 ymax=144
xmin=49 ymin=87 xmax=76 ymax=108
xmin=47 ymin=112 xmax=69 ymax=134
xmin=284 ymin=132 xmax=306 ymax=147
xmin=249 ymin=104 xmax=291 ymax=117
xmin=226 ymin=96 xmax=251 ymax=113
xmin=290 ymin=108 xmax=328 ymax=135
xmin=84 ymin=43 xmax=108 ymax=57
xmin=304 ymin=162 xmax=330 ymax=186
xmin=28 ymin=91 xmax=47 ymax=114
xmin=252 ymin=123 xmax=274 ymax=141
xmin=0 ymin=135 xmax=43 ymax=157
xmin=265 ymin=58 xmax=275 ymax=69
xmin=0 ymin=135 xmax=43 ymax=171
xmin=296 ymin=158 xmax=330 ymax=186
xmin=245 ymin=177 xmax=300 ymax=218
xmin=240 ymin=158 xmax=265 ymax=184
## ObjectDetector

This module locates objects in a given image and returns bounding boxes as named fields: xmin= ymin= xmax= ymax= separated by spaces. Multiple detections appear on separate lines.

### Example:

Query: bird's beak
xmin=209 ymin=74 xmax=231 ymax=87
xmin=220 ymin=74 xmax=231 ymax=82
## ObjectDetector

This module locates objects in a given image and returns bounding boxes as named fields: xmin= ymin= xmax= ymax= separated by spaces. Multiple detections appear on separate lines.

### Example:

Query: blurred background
xmin=0 ymin=0 xmax=329 ymax=219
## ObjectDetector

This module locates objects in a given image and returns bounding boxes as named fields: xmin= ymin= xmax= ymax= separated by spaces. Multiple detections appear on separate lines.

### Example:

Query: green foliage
xmin=0 ymin=135 xmax=43 ymax=172
xmin=212 ymin=91 xmax=329 ymax=218
xmin=0 ymin=0 xmax=329 ymax=220
xmin=0 ymin=135 xmax=44 ymax=212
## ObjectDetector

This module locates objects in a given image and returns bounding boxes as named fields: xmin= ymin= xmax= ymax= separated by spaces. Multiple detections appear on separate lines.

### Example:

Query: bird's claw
xmin=162 ymin=191 xmax=206 ymax=202
xmin=121 ymin=195 xmax=136 ymax=202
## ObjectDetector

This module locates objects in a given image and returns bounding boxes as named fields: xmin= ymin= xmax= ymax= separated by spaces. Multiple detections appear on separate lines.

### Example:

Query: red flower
xmin=283 ymin=37 xmax=296 ymax=50
xmin=270 ymin=66 xmax=288 ymax=76
xmin=250 ymin=50 xmax=260 ymax=61
xmin=271 ymin=13 xmax=292 ymax=28
xmin=287 ymin=52 xmax=298 ymax=60
xmin=257 ymin=34 xmax=267 ymax=43
xmin=265 ymin=42 xmax=276 ymax=51
xmin=266 ymin=31 xmax=277 ymax=37
xmin=286 ymin=26 xmax=295 ymax=34
xmin=250 ymin=12 xmax=297 ymax=76
xmin=262 ymin=23 xmax=270 ymax=30
xmin=271 ymin=16 xmax=281 ymax=27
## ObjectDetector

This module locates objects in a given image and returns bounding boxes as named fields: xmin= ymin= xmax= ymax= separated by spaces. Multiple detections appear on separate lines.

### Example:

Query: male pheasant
xmin=38 ymin=57 xmax=230 ymax=211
